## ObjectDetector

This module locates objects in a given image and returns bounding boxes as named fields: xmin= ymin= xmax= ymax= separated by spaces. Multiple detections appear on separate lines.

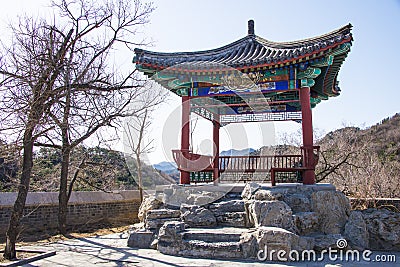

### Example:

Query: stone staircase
xmin=129 ymin=183 xmax=400 ymax=260
xmin=179 ymin=227 xmax=246 ymax=258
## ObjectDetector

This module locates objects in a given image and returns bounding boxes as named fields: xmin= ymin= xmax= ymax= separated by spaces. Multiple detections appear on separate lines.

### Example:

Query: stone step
xmin=182 ymin=239 xmax=242 ymax=258
xmin=177 ymin=227 xmax=248 ymax=258
xmin=183 ymin=231 xmax=241 ymax=243
xmin=183 ymin=227 xmax=247 ymax=240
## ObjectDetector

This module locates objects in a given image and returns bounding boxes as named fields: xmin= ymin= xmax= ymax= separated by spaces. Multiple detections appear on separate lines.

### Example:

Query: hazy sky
xmin=1 ymin=0 xmax=400 ymax=164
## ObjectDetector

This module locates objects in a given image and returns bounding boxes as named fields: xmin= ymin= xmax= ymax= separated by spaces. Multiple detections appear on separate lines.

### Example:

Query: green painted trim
xmin=289 ymin=80 xmax=296 ymax=89
xmin=262 ymin=69 xmax=288 ymax=79
xmin=300 ymin=78 xmax=315 ymax=88
xmin=327 ymin=43 xmax=351 ymax=57
xmin=310 ymin=97 xmax=322 ymax=105
xmin=176 ymin=88 xmax=188 ymax=96
xmin=297 ymin=67 xmax=321 ymax=79
xmin=311 ymin=55 xmax=334 ymax=67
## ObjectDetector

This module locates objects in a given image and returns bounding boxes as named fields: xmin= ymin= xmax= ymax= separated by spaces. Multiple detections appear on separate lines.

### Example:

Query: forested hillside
xmin=0 ymin=145 xmax=175 ymax=192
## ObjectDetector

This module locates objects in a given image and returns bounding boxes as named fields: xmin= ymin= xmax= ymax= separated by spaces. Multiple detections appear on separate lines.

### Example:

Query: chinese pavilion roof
xmin=133 ymin=21 xmax=353 ymax=124
xmin=134 ymin=23 xmax=352 ymax=74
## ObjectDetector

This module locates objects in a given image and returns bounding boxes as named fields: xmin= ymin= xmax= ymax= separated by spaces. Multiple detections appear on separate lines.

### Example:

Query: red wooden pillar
xmin=180 ymin=95 xmax=191 ymax=184
xmin=299 ymin=86 xmax=316 ymax=184
xmin=213 ymin=118 xmax=220 ymax=183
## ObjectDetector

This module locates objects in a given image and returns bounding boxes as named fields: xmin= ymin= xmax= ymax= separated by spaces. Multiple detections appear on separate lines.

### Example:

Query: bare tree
xmin=123 ymin=109 xmax=154 ymax=202
xmin=313 ymin=123 xmax=400 ymax=199
xmin=0 ymin=17 xmax=74 ymax=259
xmin=0 ymin=0 xmax=157 ymax=259
xmin=34 ymin=0 xmax=157 ymax=235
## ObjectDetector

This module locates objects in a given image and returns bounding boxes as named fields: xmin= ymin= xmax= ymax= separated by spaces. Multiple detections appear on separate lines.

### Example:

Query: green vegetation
xmin=0 ymin=146 xmax=138 ymax=192
xmin=0 ymin=144 xmax=177 ymax=193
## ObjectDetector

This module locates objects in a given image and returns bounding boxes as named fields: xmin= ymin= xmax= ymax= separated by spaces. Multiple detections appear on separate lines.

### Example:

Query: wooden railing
xmin=172 ymin=150 xmax=214 ymax=172
xmin=172 ymin=146 xmax=320 ymax=185
xmin=219 ymin=155 xmax=302 ymax=173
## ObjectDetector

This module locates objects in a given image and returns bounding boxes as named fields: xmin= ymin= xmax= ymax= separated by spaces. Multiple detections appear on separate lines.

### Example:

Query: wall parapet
xmin=0 ymin=190 xmax=142 ymax=238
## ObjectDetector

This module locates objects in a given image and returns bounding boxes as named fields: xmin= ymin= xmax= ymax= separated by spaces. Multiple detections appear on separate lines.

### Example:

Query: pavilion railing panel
xmin=172 ymin=149 xmax=311 ymax=184
xmin=219 ymin=154 xmax=302 ymax=183
xmin=219 ymin=155 xmax=302 ymax=173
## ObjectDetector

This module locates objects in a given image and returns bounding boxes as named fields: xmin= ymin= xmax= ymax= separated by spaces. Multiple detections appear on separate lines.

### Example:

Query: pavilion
xmin=133 ymin=20 xmax=353 ymax=186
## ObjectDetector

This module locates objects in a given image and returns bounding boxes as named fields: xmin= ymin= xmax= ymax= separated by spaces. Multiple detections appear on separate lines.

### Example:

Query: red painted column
xmin=180 ymin=95 xmax=191 ymax=184
xmin=299 ymin=87 xmax=316 ymax=184
xmin=213 ymin=118 xmax=220 ymax=184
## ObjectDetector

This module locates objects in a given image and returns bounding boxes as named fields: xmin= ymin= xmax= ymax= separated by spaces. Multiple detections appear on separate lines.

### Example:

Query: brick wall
xmin=0 ymin=191 xmax=141 ymax=237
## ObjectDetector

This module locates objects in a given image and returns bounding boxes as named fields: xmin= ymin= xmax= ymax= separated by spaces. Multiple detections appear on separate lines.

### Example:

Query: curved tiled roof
xmin=134 ymin=24 xmax=352 ymax=72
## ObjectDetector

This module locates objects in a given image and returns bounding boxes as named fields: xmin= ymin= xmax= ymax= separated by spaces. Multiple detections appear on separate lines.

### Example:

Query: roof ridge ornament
xmin=248 ymin=19 xmax=255 ymax=35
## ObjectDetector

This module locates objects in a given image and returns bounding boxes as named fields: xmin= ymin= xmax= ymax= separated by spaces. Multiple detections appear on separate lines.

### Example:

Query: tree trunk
xmin=58 ymin=146 xmax=70 ymax=235
xmin=58 ymin=69 xmax=72 ymax=236
xmin=3 ymin=129 xmax=34 ymax=260
xmin=136 ymin=156 xmax=143 ymax=202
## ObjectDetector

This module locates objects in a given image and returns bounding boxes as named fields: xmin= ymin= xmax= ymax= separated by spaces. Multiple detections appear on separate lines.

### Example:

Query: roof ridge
xmin=134 ymin=35 xmax=256 ymax=58
xmin=254 ymin=24 xmax=352 ymax=49
xmin=134 ymin=24 xmax=352 ymax=58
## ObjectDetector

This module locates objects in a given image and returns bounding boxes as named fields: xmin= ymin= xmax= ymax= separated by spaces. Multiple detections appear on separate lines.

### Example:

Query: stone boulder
xmin=254 ymin=189 xmax=285 ymax=201
xmin=188 ymin=191 xmax=225 ymax=206
xmin=239 ymin=230 xmax=258 ymax=258
xmin=209 ymin=199 xmax=245 ymax=213
xmin=163 ymin=186 xmax=191 ymax=207
xmin=284 ymin=193 xmax=311 ymax=213
xmin=294 ymin=236 xmax=315 ymax=251
xmin=240 ymin=227 xmax=315 ymax=260
xmin=293 ymin=212 xmax=319 ymax=235
xmin=146 ymin=208 xmax=180 ymax=220
xmin=311 ymin=190 xmax=350 ymax=234
xmin=256 ymin=227 xmax=299 ymax=261
xmin=362 ymin=208 xmax=400 ymax=250
xmin=344 ymin=210 xmax=369 ymax=249
xmin=157 ymin=221 xmax=185 ymax=255
xmin=247 ymin=200 xmax=296 ymax=231
xmin=241 ymin=182 xmax=261 ymax=200
xmin=180 ymin=205 xmax=217 ymax=227
xmin=313 ymin=234 xmax=344 ymax=252
xmin=145 ymin=208 xmax=181 ymax=230
xmin=138 ymin=195 xmax=163 ymax=222
xmin=127 ymin=229 xmax=155 ymax=248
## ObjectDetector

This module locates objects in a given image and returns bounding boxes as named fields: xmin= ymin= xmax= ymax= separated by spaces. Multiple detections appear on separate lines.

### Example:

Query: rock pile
xmin=128 ymin=183 xmax=400 ymax=260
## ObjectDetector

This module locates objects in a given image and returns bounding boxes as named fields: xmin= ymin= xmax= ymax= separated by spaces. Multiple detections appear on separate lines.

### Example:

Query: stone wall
xmin=0 ymin=190 xmax=141 ymax=237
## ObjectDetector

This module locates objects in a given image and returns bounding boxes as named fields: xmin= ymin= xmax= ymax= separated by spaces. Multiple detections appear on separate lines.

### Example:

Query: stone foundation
xmin=128 ymin=183 xmax=400 ymax=260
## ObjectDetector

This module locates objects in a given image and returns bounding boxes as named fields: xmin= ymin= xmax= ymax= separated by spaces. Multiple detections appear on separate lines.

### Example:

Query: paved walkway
xmin=23 ymin=232 xmax=399 ymax=267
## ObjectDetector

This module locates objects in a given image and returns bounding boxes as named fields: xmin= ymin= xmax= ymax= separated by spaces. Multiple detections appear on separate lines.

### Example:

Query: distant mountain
xmin=153 ymin=161 xmax=178 ymax=175
xmin=219 ymin=148 xmax=256 ymax=156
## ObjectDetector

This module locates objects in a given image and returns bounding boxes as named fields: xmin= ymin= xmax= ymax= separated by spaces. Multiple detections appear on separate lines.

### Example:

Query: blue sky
xmin=1 ymin=0 xmax=400 ymax=164
xmin=143 ymin=0 xmax=400 ymax=163
xmin=146 ymin=0 xmax=400 ymax=128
